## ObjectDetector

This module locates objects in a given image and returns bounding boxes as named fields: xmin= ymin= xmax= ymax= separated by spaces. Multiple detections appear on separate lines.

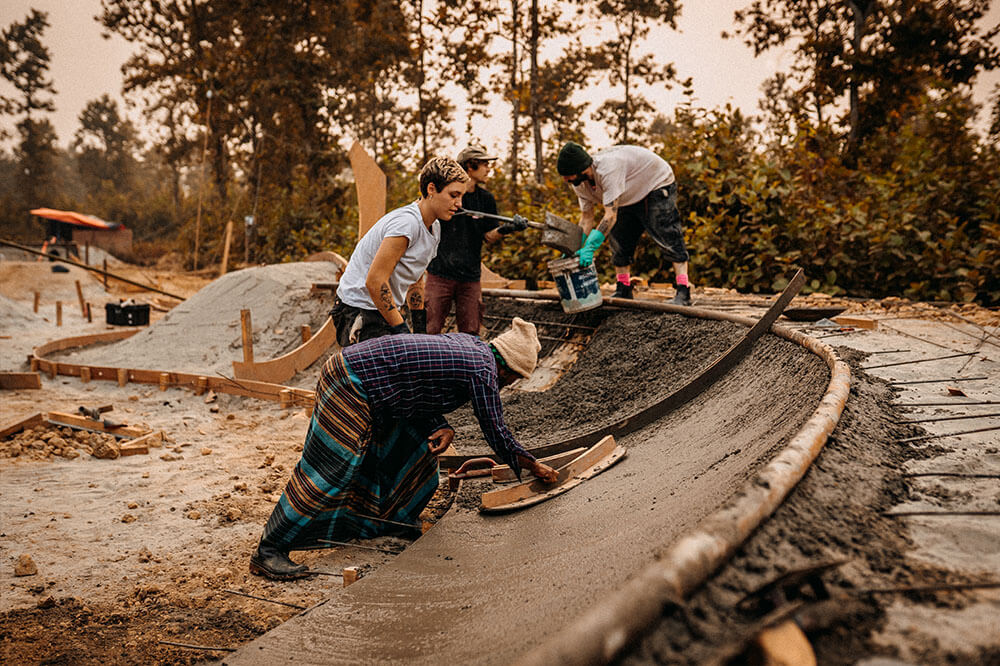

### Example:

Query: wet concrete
xmin=224 ymin=302 xmax=829 ymax=665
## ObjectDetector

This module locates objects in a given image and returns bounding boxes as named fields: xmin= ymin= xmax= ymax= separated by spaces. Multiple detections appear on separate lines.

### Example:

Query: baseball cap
xmin=456 ymin=144 xmax=498 ymax=164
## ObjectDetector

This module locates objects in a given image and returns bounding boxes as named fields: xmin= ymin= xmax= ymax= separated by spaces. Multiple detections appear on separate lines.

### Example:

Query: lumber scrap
xmin=0 ymin=372 xmax=42 ymax=390
xmin=120 ymin=430 xmax=162 ymax=456
xmin=480 ymin=436 xmax=626 ymax=513
xmin=232 ymin=317 xmax=338 ymax=384
xmin=45 ymin=411 xmax=149 ymax=438
xmin=832 ymin=315 xmax=877 ymax=330
xmin=0 ymin=412 xmax=45 ymax=439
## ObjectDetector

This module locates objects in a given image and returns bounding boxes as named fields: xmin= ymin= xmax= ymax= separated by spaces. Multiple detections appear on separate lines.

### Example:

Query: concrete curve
xmin=223 ymin=299 xmax=845 ymax=666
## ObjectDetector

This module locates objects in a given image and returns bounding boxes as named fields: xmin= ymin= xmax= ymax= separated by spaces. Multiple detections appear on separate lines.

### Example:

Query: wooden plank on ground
xmin=0 ymin=372 xmax=42 ymax=390
xmin=120 ymin=430 xmax=162 ymax=456
xmin=0 ymin=412 xmax=45 ymax=439
xmin=832 ymin=315 xmax=877 ymax=330
xmin=45 ymin=411 xmax=149 ymax=438
xmin=480 ymin=436 xmax=625 ymax=512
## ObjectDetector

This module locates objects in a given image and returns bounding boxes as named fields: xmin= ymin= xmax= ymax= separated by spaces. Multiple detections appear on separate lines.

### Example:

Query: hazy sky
xmin=2 ymin=1 xmax=998 ymax=153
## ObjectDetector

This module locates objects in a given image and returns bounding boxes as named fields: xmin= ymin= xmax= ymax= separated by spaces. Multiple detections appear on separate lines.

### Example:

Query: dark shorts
xmin=329 ymin=298 xmax=395 ymax=347
xmin=609 ymin=182 xmax=689 ymax=267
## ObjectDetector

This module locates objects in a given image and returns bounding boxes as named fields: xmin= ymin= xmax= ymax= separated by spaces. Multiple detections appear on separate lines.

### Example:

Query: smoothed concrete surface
xmin=224 ymin=332 xmax=827 ymax=665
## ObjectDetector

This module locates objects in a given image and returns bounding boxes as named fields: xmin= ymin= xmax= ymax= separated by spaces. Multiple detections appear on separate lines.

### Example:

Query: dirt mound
xmin=58 ymin=262 xmax=339 ymax=376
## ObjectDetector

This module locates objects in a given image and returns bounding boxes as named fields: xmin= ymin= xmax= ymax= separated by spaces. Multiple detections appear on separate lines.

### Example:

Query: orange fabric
xmin=30 ymin=208 xmax=119 ymax=230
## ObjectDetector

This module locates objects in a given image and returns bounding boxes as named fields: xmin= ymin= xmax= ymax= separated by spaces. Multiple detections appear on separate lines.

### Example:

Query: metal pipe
xmin=861 ymin=351 xmax=980 ymax=370
xmin=222 ymin=588 xmax=306 ymax=610
xmin=0 ymin=238 xmax=185 ymax=300
xmin=896 ymin=412 xmax=1000 ymax=424
xmin=158 ymin=640 xmax=236 ymax=652
xmin=317 ymin=538 xmax=402 ymax=554
xmin=889 ymin=376 xmax=987 ymax=386
xmin=898 ymin=425 xmax=1000 ymax=443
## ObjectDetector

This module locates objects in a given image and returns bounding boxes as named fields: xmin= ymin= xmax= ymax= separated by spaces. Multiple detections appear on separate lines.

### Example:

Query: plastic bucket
xmin=547 ymin=257 xmax=603 ymax=313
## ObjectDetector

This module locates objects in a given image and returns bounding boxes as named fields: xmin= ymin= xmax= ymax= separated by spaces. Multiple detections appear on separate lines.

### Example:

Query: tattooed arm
xmin=406 ymin=273 xmax=425 ymax=311
xmin=365 ymin=236 xmax=410 ymax=326
xmin=594 ymin=198 xmax=620 ymax=237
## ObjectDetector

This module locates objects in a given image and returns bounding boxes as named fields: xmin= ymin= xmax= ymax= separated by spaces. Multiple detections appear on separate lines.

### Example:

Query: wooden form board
xmin=232 ymin=316 xmax=338 ymax=383
xmin=30 ymin=329 xmax=316 ymax=410
xmin=0 ymin=412 xmax=45 ymax=439
xmin=480 ymin=436 xmax=626 ymax=513
xmin=348 ymin=141 xmax=387 ymax=239
xmin=0 ymin=372 xmax=42 ymax=390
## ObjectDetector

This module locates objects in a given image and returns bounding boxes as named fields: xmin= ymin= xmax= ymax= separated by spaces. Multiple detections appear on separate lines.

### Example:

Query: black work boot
xmin=613 ymin=281 xmax=634 ymax=299
xmin=671 ymin=284 xmax=692 ymax=306
xmin=250 ymin=542 xmax=310 ymax=580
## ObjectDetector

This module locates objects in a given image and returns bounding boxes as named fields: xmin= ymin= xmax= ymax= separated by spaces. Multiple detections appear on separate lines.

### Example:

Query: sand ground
xmin=1 ymin=257 xmax=998 ymax=664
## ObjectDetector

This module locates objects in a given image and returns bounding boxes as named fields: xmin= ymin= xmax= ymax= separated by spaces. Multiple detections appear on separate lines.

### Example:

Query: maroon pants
xmin=425 ymin=273 xmax=483 ymax=335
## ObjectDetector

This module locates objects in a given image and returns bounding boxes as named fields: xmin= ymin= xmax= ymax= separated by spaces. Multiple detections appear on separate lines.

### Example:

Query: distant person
xmin=424 ymin=144 xmax=528 ymax=335
xmin=250 ymin=318 xmax=559 ymax=580
xmin=330 ymin=157 xmax=468 ymax=345
xmin=556 ymin=142 xmax=692 ymax=305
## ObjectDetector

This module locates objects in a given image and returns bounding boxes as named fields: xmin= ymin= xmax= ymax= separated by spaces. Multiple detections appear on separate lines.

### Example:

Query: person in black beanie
xmin=424 ymin=144 xmax=529 ymax=335
xmin=557 ymin=141 xmax=693 ymax=305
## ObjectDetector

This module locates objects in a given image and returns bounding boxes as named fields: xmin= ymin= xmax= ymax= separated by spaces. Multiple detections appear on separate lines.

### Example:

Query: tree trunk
xmin=415 ymin=0 xmax=428 ymax=165
xmin=529 ymin=0 xmax=542 ymax=184
xmin=623 ymin=12 xmax=636 ymax=143
xmin=509 ymin=0 xmax=520 ymax=206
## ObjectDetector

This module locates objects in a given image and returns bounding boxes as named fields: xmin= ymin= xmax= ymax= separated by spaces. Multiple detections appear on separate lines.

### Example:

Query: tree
xmin=587 ymin=0 xmax=681 ymax=143
xmin=1 ymin=9 xmax=58 ymax=212
xmin=732 ymin=0 xmax=1000 ymax=156
xmin=72 ymin=95 xmax=138 ymax=193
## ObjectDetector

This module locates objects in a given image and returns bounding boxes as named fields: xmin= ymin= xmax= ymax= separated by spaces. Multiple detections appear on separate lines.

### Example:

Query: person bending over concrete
xmin=250 ymin=318 xmax=559 ymax=580
xmin=425 ymin=144 xmax=528 ymax=335
xmin=557 ymin=142 xmax=693 ymax=306
xmin=330 ymin=156 xmax=469 ymax=346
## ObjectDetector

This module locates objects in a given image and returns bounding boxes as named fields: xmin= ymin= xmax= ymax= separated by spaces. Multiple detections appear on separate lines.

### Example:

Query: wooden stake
xmin=240 ymin=309 xmax=254 ymax=363
xmin=85 ymin=242 xmax=89 ymax=265
xmin=85 ymin=302 xmax=92 ymax=322
xmin=301 ymin=325 xmax=312 ymax=344
xmin=219 ymin=219 xmax=234 ymax=276
xmin=56 ymin=301 xmax=62 ymax=326
xmin=195 ymin=376 xmax=208 ymax=396
xmin=102 ymin=259 xmax=108 ymax=289
xmin=117 ymin=368 xmax=128 ymax=386
xmin=159 ymin=372 xmax=170 ymax=391
xmin=75 ymin=280 xmax=86 ymax=316
xmin=80 ymin=367 xmax=91 ymax=383
xmin=342 ymin=566 xmax=359 ymax=587
xmin=33 ymin=291 xmax=39 ymax=313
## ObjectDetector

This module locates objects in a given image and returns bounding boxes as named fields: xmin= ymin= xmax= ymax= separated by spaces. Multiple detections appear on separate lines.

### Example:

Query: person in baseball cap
xmin=425 ymin=143 xmax=530 ymax=336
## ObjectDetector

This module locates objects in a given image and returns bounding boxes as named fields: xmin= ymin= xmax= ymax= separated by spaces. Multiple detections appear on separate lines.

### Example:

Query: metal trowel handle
xmin=456 ymin=208 xmax=545 ymax=229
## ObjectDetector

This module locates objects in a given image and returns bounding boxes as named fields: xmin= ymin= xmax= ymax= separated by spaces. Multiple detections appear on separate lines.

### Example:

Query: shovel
xmin=456 ymin=208 xmax=584 ymax=255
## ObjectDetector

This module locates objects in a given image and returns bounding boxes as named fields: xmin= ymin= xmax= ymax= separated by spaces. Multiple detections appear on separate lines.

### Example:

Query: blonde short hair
xmin=419 ymin=157 xmax=469 ymax=197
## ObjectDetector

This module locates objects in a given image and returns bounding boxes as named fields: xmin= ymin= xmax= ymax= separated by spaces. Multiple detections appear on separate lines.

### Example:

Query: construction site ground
xmin=1 ymin=255 xmax=997 ymax=665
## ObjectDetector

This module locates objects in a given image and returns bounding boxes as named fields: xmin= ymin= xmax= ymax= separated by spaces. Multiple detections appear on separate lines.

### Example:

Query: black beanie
xmin=557 ymin=142 xmax=592 ymax=176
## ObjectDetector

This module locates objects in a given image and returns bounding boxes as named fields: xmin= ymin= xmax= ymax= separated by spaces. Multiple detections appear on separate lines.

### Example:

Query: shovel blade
xmin=542 ymin=212 xmax=584 ymax=254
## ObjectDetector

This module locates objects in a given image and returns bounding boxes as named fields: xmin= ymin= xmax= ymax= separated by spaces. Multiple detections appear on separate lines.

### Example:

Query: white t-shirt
xmin=573 ymin=145 xmax=674 ymax=212
xmin=336 ymin=202 xmax=440 ymax=310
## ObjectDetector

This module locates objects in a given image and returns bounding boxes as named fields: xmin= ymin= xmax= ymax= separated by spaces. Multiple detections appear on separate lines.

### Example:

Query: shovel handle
xmin=456 ymin=208 xmax=545 ymax=229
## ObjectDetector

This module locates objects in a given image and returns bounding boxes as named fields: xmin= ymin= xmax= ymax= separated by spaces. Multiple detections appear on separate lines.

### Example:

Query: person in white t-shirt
xmin=556 ymin=142 xmax=692 ymax=305
xmin=331 ymin=157 xmax=469 ymax=345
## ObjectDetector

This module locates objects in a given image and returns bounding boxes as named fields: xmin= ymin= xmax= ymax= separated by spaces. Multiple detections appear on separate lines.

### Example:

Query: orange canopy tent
xmin=30 ymin=208 xmax=122 ymax=230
